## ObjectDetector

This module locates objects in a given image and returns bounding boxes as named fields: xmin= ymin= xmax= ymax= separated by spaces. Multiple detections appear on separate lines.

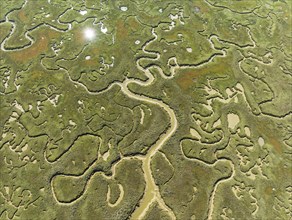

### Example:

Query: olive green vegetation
xmin=143 ymin=202 xmax=171 ymax=220
xmin=1 ymin=0 xmax=291 ymax=219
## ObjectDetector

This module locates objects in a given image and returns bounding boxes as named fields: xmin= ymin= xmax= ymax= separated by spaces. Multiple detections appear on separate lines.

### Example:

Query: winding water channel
xmin=1 ymin=10 xmax=236 ymax=216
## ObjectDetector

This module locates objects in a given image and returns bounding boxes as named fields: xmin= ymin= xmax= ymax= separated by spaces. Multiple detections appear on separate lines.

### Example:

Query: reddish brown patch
xmin=18 ymin=10 xmax=29 ymax=23
xmin=82 ymin=59 xmax=96 ymax=67
xmin=176 ymin=60 xmax=229 ymax=90
xmin=126 ymin=17 xmax=140 ymax=32
xmin=201 ymin=5 xmax=210 ymax=13
xmin=268 ymin=138 xmax=282 ymax=154
xmin=176 ymin=71 xmax=200 ymax=90
xmin=116 ymin=20 xmax=128 ymax=40
xmin=192 ymin=2 xmax=210 ymax=13
xmin=47 ymin=29 xmax=60 ymax=39
xmin=91 ymin=48 xmax=100 ymax=54
xmin=256 ymin=120 xmax=283 ymax=154
xmin=73 ymin=28 xmax=85 ymax=44
xmin=264 ymin=186 xmax=273 ymax=195
xmin=9 ymin=36 xmax=48 ymax=62
xmin=9 ymin=29 xmax=61 ymax=63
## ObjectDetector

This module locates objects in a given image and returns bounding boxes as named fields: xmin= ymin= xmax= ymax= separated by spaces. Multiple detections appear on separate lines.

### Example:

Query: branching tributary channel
xmin=2 ymin=14 xmax=233 ymax=217
xmin=119 ymin=29 xmax=178 ymax=220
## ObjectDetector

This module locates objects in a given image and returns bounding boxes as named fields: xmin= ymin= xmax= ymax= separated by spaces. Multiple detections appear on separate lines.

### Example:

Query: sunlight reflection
xmin=83 ymin=28 xmax=96 ymax=40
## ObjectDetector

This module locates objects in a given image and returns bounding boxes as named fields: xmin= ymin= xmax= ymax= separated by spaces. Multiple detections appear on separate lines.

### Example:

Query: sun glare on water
xmin=84 ymin=28 xmax=96 ymax=40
